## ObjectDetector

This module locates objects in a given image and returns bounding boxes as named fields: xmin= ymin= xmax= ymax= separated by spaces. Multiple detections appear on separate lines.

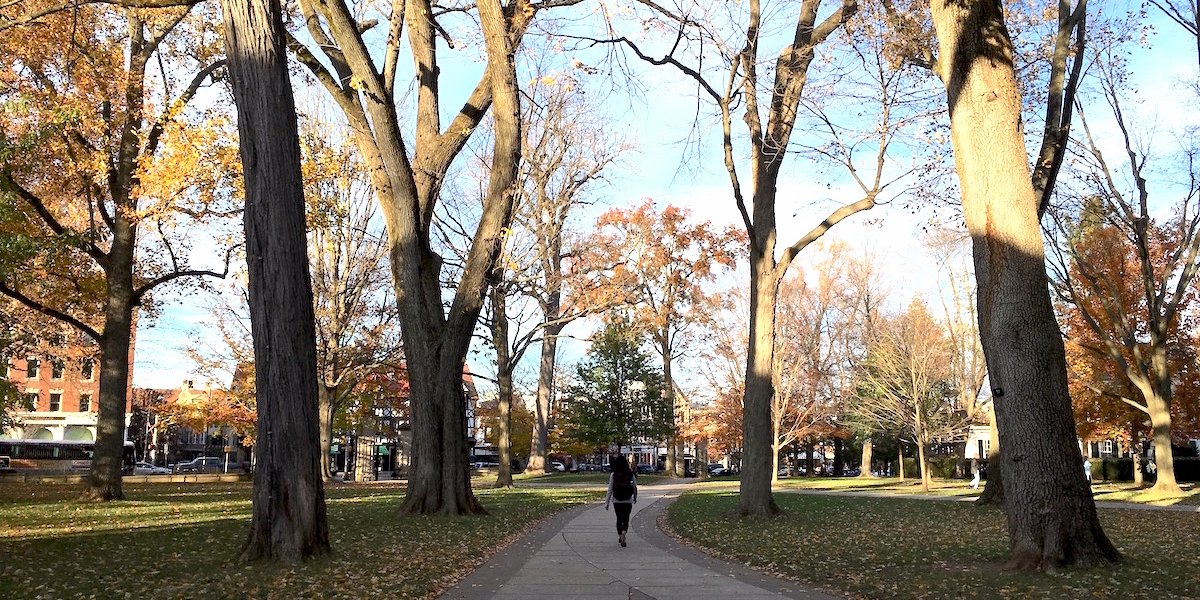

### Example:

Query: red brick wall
xmin=7 ymin=352 xmax=133 ymax=413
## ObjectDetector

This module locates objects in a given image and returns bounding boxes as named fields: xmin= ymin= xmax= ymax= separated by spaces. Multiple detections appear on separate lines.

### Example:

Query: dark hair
xmin=610 ymin=454 xmax=631 ymax=474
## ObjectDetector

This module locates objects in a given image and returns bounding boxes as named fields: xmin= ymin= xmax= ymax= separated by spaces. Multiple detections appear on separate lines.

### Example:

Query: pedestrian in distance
xmin=969 ymin=466 xmax=981 ymax=490
xmin=1083 ymin=456 xmax=1092 ymax=483
xmin=605 ymin=454 xmax=638 ymax=547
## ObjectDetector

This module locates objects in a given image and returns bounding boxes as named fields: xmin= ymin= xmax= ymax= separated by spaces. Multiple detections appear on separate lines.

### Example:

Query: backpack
xmin=613 ymin=470 xmax=634 ymax=501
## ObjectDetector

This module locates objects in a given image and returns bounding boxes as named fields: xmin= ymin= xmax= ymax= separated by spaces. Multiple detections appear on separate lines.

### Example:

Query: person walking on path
xmin=605 ymin=454 xmax=638 ymax=547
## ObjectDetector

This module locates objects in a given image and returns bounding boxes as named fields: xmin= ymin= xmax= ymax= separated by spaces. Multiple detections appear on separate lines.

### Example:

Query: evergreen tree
xmin=562 ymin=318 xmax=670 ymax=451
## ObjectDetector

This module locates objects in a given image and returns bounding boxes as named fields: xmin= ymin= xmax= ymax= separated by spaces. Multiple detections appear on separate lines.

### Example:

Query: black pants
xmin=614 ymin=502 xmax=632 ymax=534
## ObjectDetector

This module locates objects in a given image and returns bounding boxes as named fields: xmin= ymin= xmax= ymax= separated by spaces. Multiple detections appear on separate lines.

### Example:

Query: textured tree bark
xmin=87 ymin=287 xmax=134 ymax=501
xmin=402 ymin=0 xmax=520 ymax=514
xmin=859 ymin=439 xmax=874 ymax=478
xmin=931 ymin=0 xmax=1118 ymax=568
xmin=1146 ymin=390 xmax=1180 ymax=494
xmin=318 ymin=385 xmax=336 ymax=483
xmin=738 ymin=248 xmax=781 ymax=516
xmin=897 ymin=445 xmax=905 ymax=481
xmin=83 ymin=14 xmax=148 ymax=502
xmin=220 ymin=0 xmax=330 ymax=562
xmin=529 ymin=322 xmax=562 ymax=475
xmin=662 ymin=350 xmax=681 ymax=475
xmin=490 ymin=285 xmax=514 ymax=488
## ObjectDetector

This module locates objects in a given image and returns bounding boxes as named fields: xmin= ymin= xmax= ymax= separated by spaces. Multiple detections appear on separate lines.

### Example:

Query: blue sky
xmin=131 ymin=3 xmax=1197 ymax=394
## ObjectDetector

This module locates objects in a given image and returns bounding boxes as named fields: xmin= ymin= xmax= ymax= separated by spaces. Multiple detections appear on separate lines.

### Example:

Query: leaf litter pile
xmin=666 ymin=490 xmax=1200 ymax=599
xmin=0 ymin=482 xmax=597 ymax=599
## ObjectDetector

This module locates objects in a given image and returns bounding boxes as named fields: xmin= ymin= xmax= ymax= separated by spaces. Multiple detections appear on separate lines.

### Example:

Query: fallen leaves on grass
xmin=665 ymin=490 xmax=1200 ymax=600
xmin=0 ymin=482 xmax=599 ymax=600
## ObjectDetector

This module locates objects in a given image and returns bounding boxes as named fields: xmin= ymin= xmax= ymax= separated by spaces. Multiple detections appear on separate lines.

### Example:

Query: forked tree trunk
xmin=404 ymin=0 xmax=521 ymax=513
xmin=739 ymin=249 xmax=781 ymax=516
xmin=221 ymin=0 xmax=330 ymax=561
xmin=931 ymin=0 xmax=1118 ymax=568
xmin=859 ymin=439 xmax=874 ymax=477
xmin=84 ymin=14 xmax=149 ymax=503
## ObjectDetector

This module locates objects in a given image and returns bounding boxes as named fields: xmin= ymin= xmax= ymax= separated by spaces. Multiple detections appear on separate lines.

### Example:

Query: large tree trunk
xmin=491 ymin=285 xmax=514 ymax=488
xmin=318 ymin=384 xmax=336 ymax=483
xmin=917 ymin=439 xmax=931 ymax=493
xmin=663 ymin=349 xmax=679 ymax=477
xmin=915 ymin=410 xmax=930 ymax=492
xmin=1146 ymin=391 xmax=1180 ymax=494
xmin=738 ymin=248 xmax=781 ymax=516
xmin=402 ymin=0 xmax=520 ymax=514
xmin=221 ymin=0 xmax=330 ymax=562
xmin=529 ymin=322 xmax=562 ymax=475
xmin=806 ymin=440 xmax=816 ymax=478
xmin=897 ymin=444 xmax=905 ymax=481
xmin=931 ymin=0 xmax=1118 ymax=568
xmin=697 ymin=438 xmax=709 ymax=480
xmin=87 ymin=288 xmax=134 ymax=501
xmin=859 ymin=438 xmax=874 ymax=478
xmin=85 ymin=14 xmax=148 ymax=503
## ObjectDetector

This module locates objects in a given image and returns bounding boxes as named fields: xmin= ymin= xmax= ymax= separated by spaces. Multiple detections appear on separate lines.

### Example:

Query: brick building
xmin=2 ymin=341 xmax=135 ymax=442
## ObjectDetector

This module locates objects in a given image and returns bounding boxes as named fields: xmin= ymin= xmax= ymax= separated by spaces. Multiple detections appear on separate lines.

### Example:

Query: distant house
xmin=334 ymin=364 xmax=480 ymax=480
xmin=133 ymin=378 xmax=253 ymax=468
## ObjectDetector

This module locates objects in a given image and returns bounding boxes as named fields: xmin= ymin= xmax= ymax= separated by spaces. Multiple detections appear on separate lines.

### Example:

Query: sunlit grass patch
xmin=1090 ymin=482 xmax=1200 ymax=507
xmin=0 ymin=481 xmax=599 ymax=599
xmin=666 ymin=489 xmax=1200 ymax=599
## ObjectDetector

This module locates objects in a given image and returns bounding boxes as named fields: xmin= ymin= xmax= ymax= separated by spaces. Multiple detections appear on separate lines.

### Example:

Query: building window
xmin=26 ymin=357 xmax=40 ymax=379
xmin=79 ymin=393 xmax=92 ymax=412
xmin=24 ymin=392 xmax=38 ymax=410
xmin=49 ymin=392 xmax=62 ymax=412
xmin=51 ymin=359 xmax=65 ymax=380
xmin=81 ymin=358 xmax=94 ymax=381
xmin=1102 ymin=440 xmax=1113 ymax=456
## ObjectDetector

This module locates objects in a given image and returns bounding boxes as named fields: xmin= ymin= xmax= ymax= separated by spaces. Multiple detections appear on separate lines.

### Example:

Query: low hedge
xmin=1086 ymin=456 xmax=1200 ymax=482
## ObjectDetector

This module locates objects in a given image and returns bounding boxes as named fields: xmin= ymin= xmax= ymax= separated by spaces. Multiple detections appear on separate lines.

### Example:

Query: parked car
xmin=709 ymin=466 xmax=732 ymax=477
xmin=133 ymin=461 xmax=170 ymax=475
xmin=173 ymin=456 xmax=224 ymax=474
xmin=636 ymin=463 xmax=655 ymax=474
xmin=551 ymin=461 xmax=566 ymax=472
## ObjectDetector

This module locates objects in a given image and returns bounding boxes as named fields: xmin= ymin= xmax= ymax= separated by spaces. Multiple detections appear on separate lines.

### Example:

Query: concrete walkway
xmin=438 ymin=481 xmax=836 ymax=600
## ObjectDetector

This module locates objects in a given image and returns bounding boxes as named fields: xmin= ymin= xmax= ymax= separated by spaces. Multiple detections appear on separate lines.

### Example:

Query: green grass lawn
xmin=666 ymin=489 xmax=1200 ymax=600
xmin=0 ymin=481 xmax=598 ymax=599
